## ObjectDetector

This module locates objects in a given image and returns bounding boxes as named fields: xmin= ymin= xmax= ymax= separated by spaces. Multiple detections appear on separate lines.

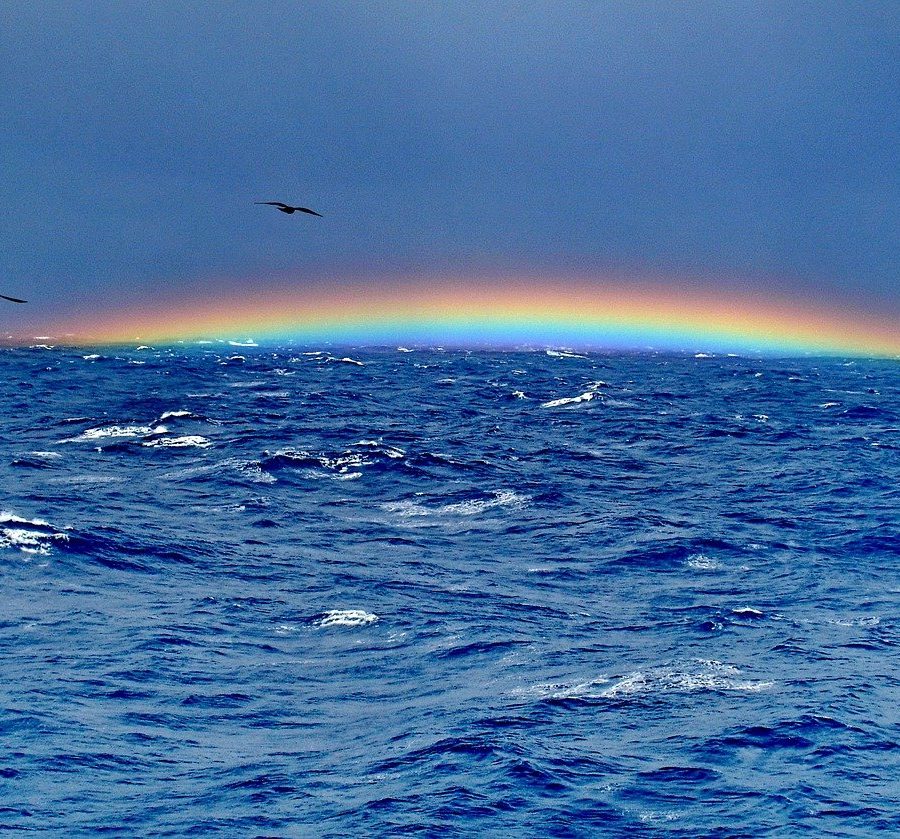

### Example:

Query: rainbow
xmin=30 ymin=274 xmax=900 ymax=356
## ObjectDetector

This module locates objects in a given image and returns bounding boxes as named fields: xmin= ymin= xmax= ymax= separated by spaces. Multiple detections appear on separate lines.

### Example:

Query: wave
xmin=143 ymin=435 xmax=211 ymax=448
xmin=11 ymin=451 xmax=64 ymax=469
xmin=530 ymin=660 xmax=773 ymax=702
xmin=383 ymin=489 xmax=529 ymax=520
xmin=546 ymin=349 xmax=587 ymax=359
xmin=684 ymin=554 xmax=723 ymax=571
xmin=541 ymin=391 xmax=597 ymax=408
xmin=59 ymin=424 xmax=167 ymax=443
xmin=316 ymin=610 xmax=378 ymax=627
xmin=259 ymin=441 xmax=407 ymax=480
xmin=158 ymin=410 xmax=194 ymax=421
xmin=0 ymin=511 xmax=69 ymax=556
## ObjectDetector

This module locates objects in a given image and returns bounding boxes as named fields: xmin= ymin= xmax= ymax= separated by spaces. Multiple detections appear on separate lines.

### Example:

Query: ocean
xmin=1 ymin=345 xmax=898 ymax=837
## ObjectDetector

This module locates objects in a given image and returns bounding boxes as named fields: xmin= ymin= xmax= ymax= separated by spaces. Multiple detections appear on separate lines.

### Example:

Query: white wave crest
xmin=542 ymin=391 xmax=596 ymax=408
xmin=318 ymin=610 xmax=378 ymax=627
xmin=353 ymin=440 xmax=405 ymax=458
xmin=528 ymin=660 xmax=772 ymax=701
xmin=546 ymin=349 xmax=587 ymax=359
xmin=603 ymin=660 xmax=773 ymax=697
xmin=144 ymin=435 xmax=211 ymax=448
xmin=235 ymin=460 xmax=277 ymax=484
xmin=824 ymin=615 xmax=881 ymax=628
xmin=685 ymin=554 xmax=722 ymax=571
xmin=0 ymin=512 xmax=69 ymax=556
xmin=59 ymin=424 xmax=166 ymax=443
xmin=384 ymin=490 xmax=529 ymax=520
xmin=731 ymin=607 xmax=764 ymax=618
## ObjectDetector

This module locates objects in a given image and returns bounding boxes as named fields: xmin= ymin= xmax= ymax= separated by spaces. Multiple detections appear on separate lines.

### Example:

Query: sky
xmin=1 ymin=1 xmax=897 ymax=344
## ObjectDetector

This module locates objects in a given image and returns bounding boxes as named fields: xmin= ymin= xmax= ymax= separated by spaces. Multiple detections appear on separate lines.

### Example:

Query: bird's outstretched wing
xmin=256 ymin=201 xmax=290 ymax=208
xmin=296 ymin=207 xmax=323 ymax=217
xmin=0 ymin=294 xmax=26 ymax=303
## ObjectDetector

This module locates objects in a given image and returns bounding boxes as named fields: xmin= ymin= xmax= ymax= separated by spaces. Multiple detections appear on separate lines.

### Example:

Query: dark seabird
xmin=255 ymin=201 xmax=323 ymax=217
xmin=1 ymin=294 xmax=26 ymax=303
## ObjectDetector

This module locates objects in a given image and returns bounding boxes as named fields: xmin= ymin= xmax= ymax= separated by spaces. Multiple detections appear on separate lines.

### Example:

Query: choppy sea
xmin=1 ymin=345 xmax=898 ymax=837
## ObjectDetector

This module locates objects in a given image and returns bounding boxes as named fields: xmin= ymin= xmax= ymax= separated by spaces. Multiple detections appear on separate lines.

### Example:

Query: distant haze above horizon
xmin=1 ymin=1 xmax=897 ymax=340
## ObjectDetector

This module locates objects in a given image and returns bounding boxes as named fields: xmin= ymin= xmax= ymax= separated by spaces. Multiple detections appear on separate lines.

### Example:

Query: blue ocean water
xmin=1 ymin=345 xmax=898 ymax=837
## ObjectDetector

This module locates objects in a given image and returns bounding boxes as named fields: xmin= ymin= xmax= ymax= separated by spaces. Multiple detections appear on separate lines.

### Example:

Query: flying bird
xmin=255 ymin=201 xmax=323 ymax=217
xmin=1 ymin=294 xmax=26 ymax=303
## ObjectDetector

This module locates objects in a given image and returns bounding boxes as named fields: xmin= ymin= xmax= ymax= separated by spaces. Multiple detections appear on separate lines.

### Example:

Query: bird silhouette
xmin=1 ymin=294 xmax=26 ymax=303
xmin=255 ymin=201 xmax=323 ymax=217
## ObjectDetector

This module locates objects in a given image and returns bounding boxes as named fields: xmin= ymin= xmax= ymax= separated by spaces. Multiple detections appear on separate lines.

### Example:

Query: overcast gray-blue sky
xmin=1 ymin=1 xmax=897 ymax=324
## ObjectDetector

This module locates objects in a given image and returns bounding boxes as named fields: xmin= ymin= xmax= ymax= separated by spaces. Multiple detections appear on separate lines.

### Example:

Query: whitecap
xmin=529 ymin=660 xmax=772 ymax=701
xmin=158 ymin=410 xmax=193 ymax=421
xmin=685 ymin=554 xmax=721 ymax=571
xmin=0 ymin=512 xmax=69 ymax=556
xmin=384 ymin=490 xmax=528 ymax=520
xmin=0 ymin=511 xmax=53 ymax=528
xmin=235 ymin=460 xmax=277 ymax=484
xmin=546 ymin=349 xmax=587 ymax=359
xmin=824 ymin=615 xmax=881 ymax=628
xmin=318 ymin=610 xmax=378 ymax=628
xmin=440 ymin=490 xmax=528 ymax=516
xmin=135 ymin=345 xmax=153 ymax=351
xmin=694 ymin=352 xmax=714 ymax=358
xmin=28 ymin=450 xmax=63 ymax=461
xmin=144 ymin=435 xmax=211 ymax=448
xmin=48 ymin=474 xmax=125 ymax=486
xmin=59 ymin=424 xmax=165 ymax=443
xmin=352 ymin=440 xmax=405 ymax=458
xmin=229 ymin=339 xmax=258 ymax=347
xmin=601 ymin=660 xmax=773 ymax=697
xmin=397 ymin=346 xmax=413 ymax=352
xmin=523 ymin=676 xmax=611 ymax=700
xmin=511 ymin=390 xmax=527 ymax=399
xmin=639 ymin=812 xmax=679 ymax=824
xmin=82 ymin=354 xmax=102 ymax=361
xmin=541 ymin=391 xmax=596 ymax=408
xmin=335 ymin=356 xmax=364 ymax=366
